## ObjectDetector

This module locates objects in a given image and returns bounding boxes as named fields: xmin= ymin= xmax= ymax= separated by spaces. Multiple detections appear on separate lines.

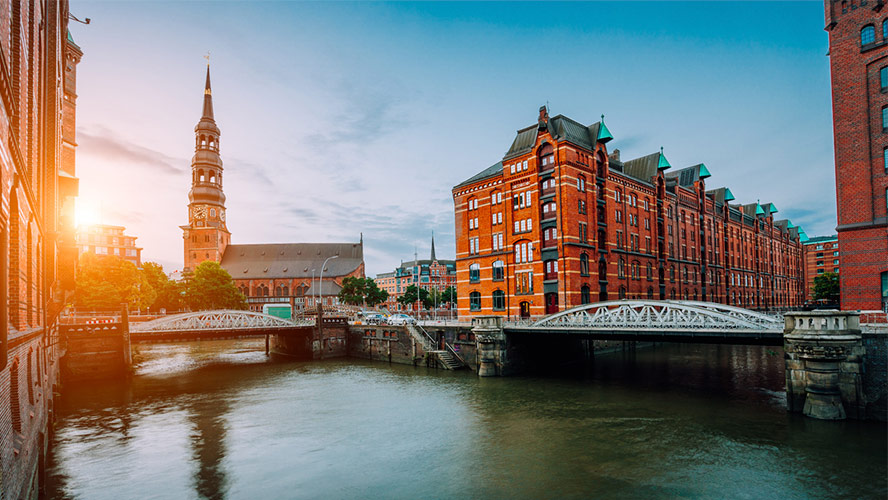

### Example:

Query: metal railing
xmin=414 ymin=323 xmax=466 ymax=367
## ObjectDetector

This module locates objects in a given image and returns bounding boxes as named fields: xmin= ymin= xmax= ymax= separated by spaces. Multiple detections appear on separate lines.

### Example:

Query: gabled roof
xmin=220 ymin=242 xmax=363 ymax=280
xmin=622 ymin=152 xmax=662 ymax=183
xmin=504 ymin=114 xmax=611 ymax=160
xmin=761 ymin=202 xmax=778 ymax=215
xmin=454 ymin=161 xmax=503 ymax=190
xmin=705 ymin=187 xmax=735 ymax=204
xmin=666 ymin=163 xmax=710 ymax=187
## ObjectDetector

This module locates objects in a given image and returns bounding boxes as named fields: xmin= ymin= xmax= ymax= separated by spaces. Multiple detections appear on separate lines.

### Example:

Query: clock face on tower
xmin=193 ymin=205 xmax=207 ymax=218
xmin=220 ymin=209 xmax=226 ymax=222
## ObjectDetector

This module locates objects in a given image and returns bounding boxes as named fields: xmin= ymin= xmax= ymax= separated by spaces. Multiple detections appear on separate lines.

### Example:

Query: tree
xmin=141 ymin=261 xmax=185 ymax=312
xmin=338 ymin=277 xmax=389 ymax=308
xmin=397 ymin=285 xmax=433 ymax=310
xmin=184 ymin=261 xmax=247 ymax=311
xmin=74 ymin=253 xmax=155 ymax=311
xmin=812 ymin=272 xmax=840 ymax=304
xmin=440 ymin=286 xmax=457 ymax=306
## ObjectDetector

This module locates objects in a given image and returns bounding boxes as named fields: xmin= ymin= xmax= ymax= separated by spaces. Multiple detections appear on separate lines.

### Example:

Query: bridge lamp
xmin=319 ymin=255 xmax=339 ymax=306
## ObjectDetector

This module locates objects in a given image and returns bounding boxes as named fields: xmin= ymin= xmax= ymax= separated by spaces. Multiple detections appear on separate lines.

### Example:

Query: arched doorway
xmin=519 ymin=301 xmax=531 ymax=318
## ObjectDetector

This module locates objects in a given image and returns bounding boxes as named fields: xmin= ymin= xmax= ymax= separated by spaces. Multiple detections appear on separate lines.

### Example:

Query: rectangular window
xmin=469 ymin=239 xmax=475 ymax=254
xmin=523 ymin=160 xmax=528 ymax=170
xmin=881 ymin=67 xmax=888 ymax=91
xmin=475 ymin=217 xmax=479 ymax=228
xmin=511 ymin=164 xmax=516 ymax=174
xmin=492 ymin=214 xmax=497 ymax=225
xmin=883 ymin=106 xmax=888 ymax=132
xmin=498 ymin=233 xmax=503 ymax=249
xmin=526 ymin=192 xmax=531 ymax=205
xmin=497 ymin=193 xmax=502 ymax=204
xmin=527 ymin=218 xmax=532 ymax=231
xmin=492 ymin=236 xmax=498 ymax=251
xmin=469 ymin=219 xmax=474 ymax=230
xmin=521 ymin=244 xmax=527 ymax=262
xmin=514 ymin=221 xmax=520 ymax=233
xmin=520 ymin=220 xmax=526 ymax=232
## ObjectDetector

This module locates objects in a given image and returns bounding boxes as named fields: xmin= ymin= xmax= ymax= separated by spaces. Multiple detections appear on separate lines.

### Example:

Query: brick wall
xmin=825 ymin=0 xmax=888 ymax=311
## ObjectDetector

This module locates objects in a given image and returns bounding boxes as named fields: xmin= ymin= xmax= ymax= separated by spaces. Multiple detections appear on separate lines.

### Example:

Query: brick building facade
xmin=824 ymin=0 xmax=888 ymax=311
xmin=1 ymin=2 xmax=80 ymax=498
xmin=803 ymin=235 xmax=841 ymax=302
xmin=181 ymin=66 xmax=364 ymax=312
xmin=453 ymin=107 xmax=804 ymax=318
xmin=76 ymin=224 xmax=143 ymax=267
xmin=374 ymin=237 xmax=456 ymax=312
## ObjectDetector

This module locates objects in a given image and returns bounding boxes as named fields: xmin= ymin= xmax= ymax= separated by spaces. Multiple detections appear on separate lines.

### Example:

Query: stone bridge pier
xmin=783 ymin=311 xmax=867 ymax=420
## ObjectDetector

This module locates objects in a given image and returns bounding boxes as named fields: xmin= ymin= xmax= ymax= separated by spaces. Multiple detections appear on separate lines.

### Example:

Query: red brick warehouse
xmin=453 ymin=107 xmax=805 ymax=319
xmin=824 ymin=0 xmax=888 ymax=311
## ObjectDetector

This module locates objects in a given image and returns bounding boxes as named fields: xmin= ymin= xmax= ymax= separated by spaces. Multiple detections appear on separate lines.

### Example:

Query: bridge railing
xmin=414 ymin=323 xmax=466 ymax=367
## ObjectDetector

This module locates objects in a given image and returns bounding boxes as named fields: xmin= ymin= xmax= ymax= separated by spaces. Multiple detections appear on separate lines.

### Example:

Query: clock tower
xmin=181 ymin=64 xmax=230 ymax=272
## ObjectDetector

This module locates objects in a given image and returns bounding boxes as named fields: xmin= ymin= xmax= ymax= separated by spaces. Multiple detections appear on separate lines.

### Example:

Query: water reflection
xmin=45 ymin=340 xmax=887 ymax=500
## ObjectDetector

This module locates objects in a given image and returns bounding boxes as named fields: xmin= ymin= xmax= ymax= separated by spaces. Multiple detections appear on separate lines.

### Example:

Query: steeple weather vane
xmin=204 ymin=51 xmax=210 ymax=65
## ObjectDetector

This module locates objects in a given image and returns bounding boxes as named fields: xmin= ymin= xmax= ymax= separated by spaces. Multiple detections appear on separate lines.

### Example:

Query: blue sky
xmin=71 ymin=1 xmax=834 ymax=275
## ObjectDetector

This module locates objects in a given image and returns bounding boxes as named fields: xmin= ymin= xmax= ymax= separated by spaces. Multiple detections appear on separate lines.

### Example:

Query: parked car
xmin=362 ymin=312 xmax=386 ymax=325
xmin=387 ymin=314 xmax=416 ymax=325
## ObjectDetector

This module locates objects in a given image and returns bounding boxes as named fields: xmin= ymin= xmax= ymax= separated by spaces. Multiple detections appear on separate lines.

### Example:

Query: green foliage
xmin=141 ymin=261 xmax=185 ymax=312
xmin=397 ymin=285 xmax=433 ymax=310
xmin=440 ymin=286 xmax=457 ymax=305
xmin=74 ymin=253 xmax=155 ymax=311
xmin=338 ymin=276 xmax=388 ymax=307
xmin=184 ymin=261 xmax=247 ymax=311
xmin=812 ymin=272 xmax=840 ymax=303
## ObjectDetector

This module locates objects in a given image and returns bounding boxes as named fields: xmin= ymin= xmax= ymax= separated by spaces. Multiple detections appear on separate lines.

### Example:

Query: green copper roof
xmin=597 ymin=115 xmax=613 ymax=143
xmin=798 ymin=228 xmax=809 ymax=242
xmin=724 ymin=187 xmax=735 ymax=201
xmin=698 ymin=163 xmax=711 ymax=179
xmin=755 ymin=203 xmax=765 ymax=216
xmin=657 ymin=149 xmax=671 ymax=170
xmin=768 ymin=203 xmax=778 ymax=214
xmin=787 ymin=220 xmax=794 ymax=228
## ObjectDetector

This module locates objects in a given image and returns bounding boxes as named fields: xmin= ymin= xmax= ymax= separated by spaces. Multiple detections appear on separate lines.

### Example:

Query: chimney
xmin=538 ymin=105 xmax=549 ymax=130
xmin=610 ymin=148 xmax=621 ymax=162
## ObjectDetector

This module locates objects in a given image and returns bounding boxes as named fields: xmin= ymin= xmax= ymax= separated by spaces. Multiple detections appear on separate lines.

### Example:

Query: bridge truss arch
xmin=530 ymin=300 xmax=783 ymax=332
xmin=131 ymin=310 xmax=312 ymax=333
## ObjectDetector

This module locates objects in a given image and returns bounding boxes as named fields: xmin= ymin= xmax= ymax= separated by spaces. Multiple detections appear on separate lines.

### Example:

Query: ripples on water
xmin=45 ymin=340 xmax=887 ymax=499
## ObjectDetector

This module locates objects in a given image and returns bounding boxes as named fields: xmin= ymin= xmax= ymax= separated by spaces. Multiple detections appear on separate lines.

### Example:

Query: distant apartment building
xmin=803 ymin=235 xmax=841 ymax=302
xmin=375 ymin=238 xmax=456 ymax=311
xmin=76 ymin=224 xmax=143 ymax=267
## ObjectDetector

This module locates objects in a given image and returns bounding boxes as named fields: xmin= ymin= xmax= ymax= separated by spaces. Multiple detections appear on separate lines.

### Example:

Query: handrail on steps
xmin=414 ymin=323 xmax=466 ymax=367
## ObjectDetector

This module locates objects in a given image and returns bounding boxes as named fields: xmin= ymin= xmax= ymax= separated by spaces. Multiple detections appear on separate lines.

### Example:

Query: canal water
xmin=45 ymin=340 xmax=887 ymax=499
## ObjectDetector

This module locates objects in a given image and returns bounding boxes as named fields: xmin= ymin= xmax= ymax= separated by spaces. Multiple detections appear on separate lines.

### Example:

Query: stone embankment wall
xmin=347 ymin=326 xmax=426 ymax=366
xmin=60 ymin=324 xmax=131 ymax=382
xmin=862 ymin=332 xmax=887 ymax=421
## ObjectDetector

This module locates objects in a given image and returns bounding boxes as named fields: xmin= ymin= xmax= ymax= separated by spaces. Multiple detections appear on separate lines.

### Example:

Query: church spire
xmin=202 ymin=64 xmax=214 ymax=120
xmin=430 ymin=234 xmax=436 ymax=261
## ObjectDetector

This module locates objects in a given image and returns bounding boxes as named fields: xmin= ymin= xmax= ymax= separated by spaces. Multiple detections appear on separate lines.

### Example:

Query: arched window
xmin=646 ymin=263 xmax=653 ymax=280
xmin=198 ymin=169 xmax=205 ymax=182
xmin=670 ymin=266 xmax=676 ymax=283
xmin=580 ymin=253 xmax=589 ymax=276
xmin=469 ymin=291 xmax=481 ymax=311
xmin=618 ymin=258 xmax=625 ymax=278
xmin=10 ymin=361 xmax=21 ymax=432
xmin=538 ymin=143 xmax=555 ymax=170
xmin=862 ymin=25 xmax=876 ymax=46
xmin=469 ymin=263 xmax=481 ymax=282
xmin=210 ymin=208 xmax=216 ymax=217
xmin=598 ymin=258 xmax=607 ymax=278
xmin=282 ymin=286 xmax=289 ymax=296
xmin=492 ymin=260 xmax=504 ymax=281
xmin=619 ymin=286 xmax=627 ymax=299
xmin=581 ymin=285 xmax=591 ymax=305
xmin=275 ymin=286 xmax=282 ymax=297
xmin=209 ymin=170 xmax=216 ymax=183
xmin=200 ymin=134 xmax=207 ymax=146
xmin=492 ymin=290 xmax=505 ymax=310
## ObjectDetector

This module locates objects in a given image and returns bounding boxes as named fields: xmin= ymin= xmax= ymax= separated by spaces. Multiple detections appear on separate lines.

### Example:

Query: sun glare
xmin=74 ymin=201 xmax=102 ymax=228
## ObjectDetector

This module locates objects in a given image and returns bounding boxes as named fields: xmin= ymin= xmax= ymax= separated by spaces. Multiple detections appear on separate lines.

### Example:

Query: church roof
xmin=220 ymin=242 xmax=363 ymax=280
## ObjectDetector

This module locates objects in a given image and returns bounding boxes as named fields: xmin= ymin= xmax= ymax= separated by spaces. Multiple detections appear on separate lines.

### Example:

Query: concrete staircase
xmin=406 ymin=324 xmax=465 ymax=370
xmin=429 ymin=350 xmax=462 ymax=370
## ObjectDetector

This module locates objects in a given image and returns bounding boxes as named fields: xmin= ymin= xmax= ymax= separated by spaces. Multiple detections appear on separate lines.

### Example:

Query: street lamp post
xmin=311 ymin=269 xmax=316 ymax=307
xmin=319 ymin=255 xmax=339 ymax=308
